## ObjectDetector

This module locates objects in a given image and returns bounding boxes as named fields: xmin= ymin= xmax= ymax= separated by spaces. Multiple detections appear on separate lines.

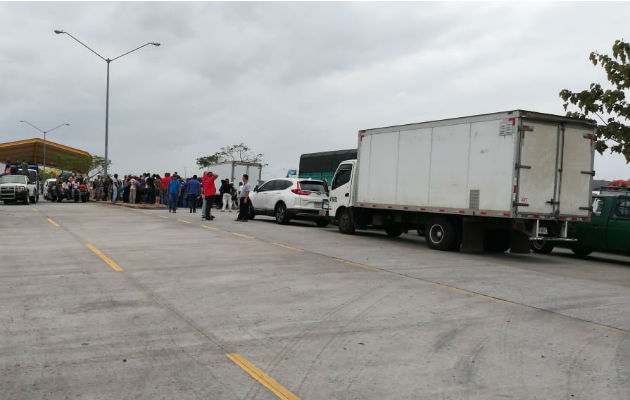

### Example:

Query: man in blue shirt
xmin=185 ymin=175 xmax=201 ymax=213
xmin=168 ymin=173 xmax=182 ymax=213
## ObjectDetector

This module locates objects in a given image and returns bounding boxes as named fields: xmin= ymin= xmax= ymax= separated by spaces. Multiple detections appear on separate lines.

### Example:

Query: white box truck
xmin=205 ymin=161 xmax=264 ymax=192
xmin=328 ymin=110 xmax=596 ymax=253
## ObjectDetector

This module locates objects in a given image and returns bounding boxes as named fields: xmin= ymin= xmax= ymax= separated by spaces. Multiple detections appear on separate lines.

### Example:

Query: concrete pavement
xmin=1 ymin=201 xmax=628 ymax=399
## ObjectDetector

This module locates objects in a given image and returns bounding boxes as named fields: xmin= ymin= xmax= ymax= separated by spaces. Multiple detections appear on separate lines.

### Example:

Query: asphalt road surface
xmin=1 ymin=201 xmax=628 ymax=400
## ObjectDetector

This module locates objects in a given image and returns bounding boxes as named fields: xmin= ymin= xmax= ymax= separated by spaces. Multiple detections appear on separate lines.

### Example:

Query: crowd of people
xmin=89 ymin=171 xmax=252 ymax=221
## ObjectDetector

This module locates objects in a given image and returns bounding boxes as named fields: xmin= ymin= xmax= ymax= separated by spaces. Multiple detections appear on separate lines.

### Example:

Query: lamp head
xmin=151 ymin=42 xmax=161 ymax=47
xmin=54 ymin=29 xmax=65 ymax=34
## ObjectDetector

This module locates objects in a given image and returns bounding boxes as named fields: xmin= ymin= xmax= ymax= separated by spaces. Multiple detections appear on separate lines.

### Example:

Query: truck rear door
xmin=557 ymin=126 xmax=594 ymax=217
xmin=516 ymin=120 xmax=594 ymax=217
xmin=516 ymin=121 xmax=559 ymax=216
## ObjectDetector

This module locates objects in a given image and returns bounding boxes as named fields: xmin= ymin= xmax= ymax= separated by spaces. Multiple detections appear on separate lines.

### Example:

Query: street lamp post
xmin=19 ymin=120 xmax=70 ymax=188
xmin=54 ymin=30 xmax=160 ymax=177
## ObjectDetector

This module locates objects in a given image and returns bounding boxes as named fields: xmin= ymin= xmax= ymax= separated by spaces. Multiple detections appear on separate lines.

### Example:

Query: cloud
xmin=0 ymin=2 xmax=628 ymax=180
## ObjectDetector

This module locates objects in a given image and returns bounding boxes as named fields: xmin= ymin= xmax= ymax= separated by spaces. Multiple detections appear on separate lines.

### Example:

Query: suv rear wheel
xmin=275 ymin=202 xmax=290 ymax=224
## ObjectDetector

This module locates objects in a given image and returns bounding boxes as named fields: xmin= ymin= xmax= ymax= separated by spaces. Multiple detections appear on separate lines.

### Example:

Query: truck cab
xmin=533 ymin=190 xmax=629 ymax=257
xmin=0 ymin=174 xmax=36 ymax=204
xmin=329 ymin=160 xmax=356 ymax=231
xmin=571 ymin=192 xmax=630 ymax=256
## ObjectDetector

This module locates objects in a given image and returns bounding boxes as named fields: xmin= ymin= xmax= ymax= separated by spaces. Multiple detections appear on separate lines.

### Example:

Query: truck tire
xmin=385 ymin=226 xmax=403 ymax=237
xmin=571 ymin=245 xmax=592 ymax=258
xmin=531 ymin=240 xmax=554 ymax=254
xmin=483 ymin=229 xmax=510 ymax=253
xmin=24 ymin=196 xmax=30 ymax=205
xmin=275 ymin=202 xmax=290 ymax=225
xmin=426 ymin=217 xmax=456 ymax=251
xmin=337 ymin=208 xmax=355 ymax=234
xmin=316 ymin=219 xmax=329 ymax=227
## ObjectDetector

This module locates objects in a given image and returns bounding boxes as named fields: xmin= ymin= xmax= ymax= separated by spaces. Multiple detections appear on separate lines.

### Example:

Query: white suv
xmin=250 ymin=178 xmax=329 ymax=226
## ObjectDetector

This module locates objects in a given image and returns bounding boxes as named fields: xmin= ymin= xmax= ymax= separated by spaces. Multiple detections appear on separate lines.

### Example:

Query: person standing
xmin=5 ymin=159 xmax=11 ymax=174
xmin=154 ymin=174 xmax=162 ymax=205
xmin=161 ymin=173 xmax=171 ymax=207
xmin=20 ymin=160 xmax=28 ymax=175
xmin=185 ymin=175 xmax=201 ymax=213
xmin=111 ymin=174 xmax=119 ymax=203
xmin=220 ymin=179 xmax=233 ymax=212
xmin=236 ymin=174 xmax=251 ymax=222
xmin=129 ymin=177 xmax=137 ymax=204
xmin=202 ymin=171 xmax=218 ymax=220
xmin=168 ymin=173 xmax=182 ymax=213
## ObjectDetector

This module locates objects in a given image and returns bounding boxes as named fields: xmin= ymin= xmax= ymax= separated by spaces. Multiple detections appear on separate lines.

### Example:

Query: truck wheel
xmin=531 ymin=240 xmax=554 ymax=254
xmin=571 ymin=245 xmax=592 ymax=258
xmin=337 ymin=208 xmax=355 ymax=234
xmin=426 ymin=217 xmax=456 ymax=250
xmin=275 ymin=202 xmax=290 ymax=224
xmin=316 ymin=219 xmax=329 ymax=227
xmin=25 ymin=196 xmax=30 ymax=205
xmin=483 ymin=229 xmax=510 ymax=253
xmin=385 ymin=226 xmax=403 ymax=237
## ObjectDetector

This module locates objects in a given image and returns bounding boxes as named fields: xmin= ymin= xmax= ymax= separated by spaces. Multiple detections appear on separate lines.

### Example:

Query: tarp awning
xmin=0 ymin=138 xmax=91 ymax=168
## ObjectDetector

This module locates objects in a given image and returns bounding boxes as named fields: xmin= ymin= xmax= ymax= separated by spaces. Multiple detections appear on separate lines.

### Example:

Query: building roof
xmin=0 ymin=138 xmax=91 ymax=168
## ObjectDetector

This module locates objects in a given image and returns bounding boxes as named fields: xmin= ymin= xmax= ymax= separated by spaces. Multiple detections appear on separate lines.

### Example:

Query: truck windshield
xmin=0 ymin=175 xmax=27 ymax=184
xmin=299 ymin=181 xmax=326 ymax=193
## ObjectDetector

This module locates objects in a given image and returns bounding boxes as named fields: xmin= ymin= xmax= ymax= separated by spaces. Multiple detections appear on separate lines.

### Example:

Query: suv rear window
xmin=299 ymin=181 xmax=326 ymax=193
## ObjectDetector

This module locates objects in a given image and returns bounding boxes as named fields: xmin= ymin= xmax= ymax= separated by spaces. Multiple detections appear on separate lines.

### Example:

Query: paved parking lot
xmin=1 ymin=202 xmax=628 ymax=400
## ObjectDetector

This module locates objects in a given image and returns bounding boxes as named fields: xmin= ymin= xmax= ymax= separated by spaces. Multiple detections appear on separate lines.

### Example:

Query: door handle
xmin=344 ymin=193 xmax=349 ymax=197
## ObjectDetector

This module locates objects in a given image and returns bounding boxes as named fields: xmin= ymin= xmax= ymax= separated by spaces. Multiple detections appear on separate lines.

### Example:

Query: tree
xmin=55 ymin=154 xmax=92 ymax=173
xmin=54 ymin=154 xmax=110 ymax=179
xmin=559 ymin=39 xmax=630 ymax=163
xmin=196 ymin=143 xmax=264 ymax=168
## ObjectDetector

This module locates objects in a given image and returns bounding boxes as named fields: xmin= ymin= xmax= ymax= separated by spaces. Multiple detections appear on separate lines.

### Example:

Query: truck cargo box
xmin=354 ymin=110 xmax=595 ymax=219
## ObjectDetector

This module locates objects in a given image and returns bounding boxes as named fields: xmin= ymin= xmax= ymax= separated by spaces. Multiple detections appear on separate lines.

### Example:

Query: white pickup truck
xmin=0 ymin=173 xmax=39 ymax=204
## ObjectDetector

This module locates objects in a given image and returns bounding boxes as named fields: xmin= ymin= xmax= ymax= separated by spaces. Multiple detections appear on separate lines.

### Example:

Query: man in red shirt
xmin=202 ymin=171 xmax=218 ymax=220
xmin=161 ymin=173 xmax=172 ymax=207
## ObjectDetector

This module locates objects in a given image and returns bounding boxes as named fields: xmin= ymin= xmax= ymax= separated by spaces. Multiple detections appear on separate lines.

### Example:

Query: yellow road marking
xmin=332 ymin=258 xmax=378 ymax=271
xmin=271 ymin=243 xmax=304 ymax=252
xmin=158 ymin=215 xmax=169 ymax=219
xmin=32 ymin=207 xmax=38 ymax=212
xmin=177 ymin=219 xmax=192 ymax=224
xmin=46 ymin=218 xmax=60 ymax=227
xmin=85 ymin=243 xmax=123 ymax=272
xmin=227 ymin=353 xmax=300 ymax=400
xmin=201 ymin=224 xmax=218 ymax=231
xmin=232 ymin=232 xmax=254 ymax=240
xmin=143 ymin=211 xmax=152 ymax=215
xmin=426 ymin=281 xmax=502 ymax=302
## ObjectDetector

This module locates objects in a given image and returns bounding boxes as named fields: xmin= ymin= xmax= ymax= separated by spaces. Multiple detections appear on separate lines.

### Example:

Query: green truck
xmin=532 ymin=189 xmax=630 ymax=257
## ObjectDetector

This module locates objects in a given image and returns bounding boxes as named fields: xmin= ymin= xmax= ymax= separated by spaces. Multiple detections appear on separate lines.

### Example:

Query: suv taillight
xmin=291 ymin=182 xmax=310 ymax=196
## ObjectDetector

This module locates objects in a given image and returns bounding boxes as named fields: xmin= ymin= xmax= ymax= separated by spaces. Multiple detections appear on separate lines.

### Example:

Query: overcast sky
xmin=1 ymin=2 xmax=628 ymax=180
